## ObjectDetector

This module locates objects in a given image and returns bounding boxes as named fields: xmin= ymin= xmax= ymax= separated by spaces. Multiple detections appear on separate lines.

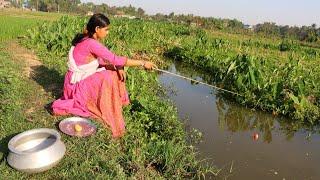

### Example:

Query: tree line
xmin=254 ymin=22 xmax=319 ymax=43
xmin=9 ymin=0 xmax=320 ymax=43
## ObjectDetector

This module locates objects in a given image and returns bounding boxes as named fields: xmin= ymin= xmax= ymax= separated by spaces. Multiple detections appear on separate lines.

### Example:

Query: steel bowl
xmin=7 ymin=128 xmax=66 ymax=173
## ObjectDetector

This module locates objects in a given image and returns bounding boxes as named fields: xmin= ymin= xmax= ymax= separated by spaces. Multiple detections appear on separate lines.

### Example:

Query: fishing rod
xmin=154 ymin=68 xmax=243 ymax=97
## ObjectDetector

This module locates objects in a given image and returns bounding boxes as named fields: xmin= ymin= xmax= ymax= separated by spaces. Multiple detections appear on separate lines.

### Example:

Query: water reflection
xmin=159 ymin=60 xmax=320 ymax=179
xmin=216 ymin=97 xmax=274 ymax=143
xmin=167 ymin=60 xmax=320 ymax=143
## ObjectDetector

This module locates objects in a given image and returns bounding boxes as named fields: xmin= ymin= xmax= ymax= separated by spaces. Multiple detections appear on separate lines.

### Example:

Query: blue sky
xmin=82 ymin=0 xmax=320 ymax=27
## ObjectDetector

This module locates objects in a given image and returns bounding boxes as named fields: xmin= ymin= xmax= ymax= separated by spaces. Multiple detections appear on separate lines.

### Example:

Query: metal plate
xmin=59 ymin=117 xmax=97 ymax=137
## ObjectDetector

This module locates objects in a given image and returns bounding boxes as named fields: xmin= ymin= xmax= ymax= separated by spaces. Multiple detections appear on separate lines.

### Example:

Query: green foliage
xmin=0 ymin=16 xmax=40 ymax=42
xmin=279 ymin=39 xmax=299 ymax=51
xmin=163 ymin=25 xmax=320 ymax=124
xmin=26 ymin=16 xmax=87 ymax=57
xmin=18 ymin=15 xmax=217 ymax=178
xmin=255 ymin=22 xmax=319 ymax=44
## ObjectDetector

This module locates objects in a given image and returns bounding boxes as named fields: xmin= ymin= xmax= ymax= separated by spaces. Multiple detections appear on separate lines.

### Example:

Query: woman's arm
xmin=89 ymin=39 xmax=127 ymax=66
xmin=88 ymin=39 xmax=157 ymax=70
xmin=124 ymin=58 xmax=157 ymax=70
xmin=116 ymin=59 xmax=156 ymax=82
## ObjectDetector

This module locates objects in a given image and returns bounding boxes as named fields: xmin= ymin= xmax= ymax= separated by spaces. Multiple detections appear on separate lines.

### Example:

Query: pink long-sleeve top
xmin=73 ymin=37 xmax=127 ymax=66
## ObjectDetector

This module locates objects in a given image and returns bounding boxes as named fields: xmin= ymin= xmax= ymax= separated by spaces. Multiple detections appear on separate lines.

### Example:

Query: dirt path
xmin=7 ymin=41 xmax=42 ymax=78
xmin=6 ymin=40 xmax=57 ymax=123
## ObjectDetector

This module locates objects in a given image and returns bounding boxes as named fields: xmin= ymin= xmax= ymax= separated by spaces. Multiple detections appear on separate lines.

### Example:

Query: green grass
xmin=0 ymin=10 xmax=216 ymax=179
xmin=0 ymin=16 xmax=39 ymax=42
xmin=0 ymin=8 xmax=64 ymax=20
xmin=0 ymin=9 xmax=63 ymax=42
xmin=0 ymin=42 xmax=215 ymax=178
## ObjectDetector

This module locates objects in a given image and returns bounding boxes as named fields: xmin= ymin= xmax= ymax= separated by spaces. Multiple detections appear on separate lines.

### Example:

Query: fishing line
xmin=154 ymin=68 xmax=243 ymax=96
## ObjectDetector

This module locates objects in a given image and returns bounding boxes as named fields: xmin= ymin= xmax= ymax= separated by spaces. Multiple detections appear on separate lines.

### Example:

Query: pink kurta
xmin=52 ymin=38 xmax=129 ymax=137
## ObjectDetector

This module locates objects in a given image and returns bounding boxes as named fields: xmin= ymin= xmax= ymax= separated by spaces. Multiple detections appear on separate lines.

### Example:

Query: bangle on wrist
xmin=140 ymin=61 xmax=146 ymax=67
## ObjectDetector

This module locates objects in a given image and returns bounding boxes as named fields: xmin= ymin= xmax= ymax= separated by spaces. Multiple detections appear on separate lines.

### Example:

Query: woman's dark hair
xmin=72 ymin=13 xmax=110 ymax=46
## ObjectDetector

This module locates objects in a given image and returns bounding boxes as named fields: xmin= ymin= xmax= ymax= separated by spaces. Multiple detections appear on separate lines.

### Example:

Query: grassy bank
xmin=27 ymin=14 xmax=320 ymax=124
xmin=0 ymin=10 xmax=215 ymax=179
xmin=164 ymin=29 xmax=320 ymax=124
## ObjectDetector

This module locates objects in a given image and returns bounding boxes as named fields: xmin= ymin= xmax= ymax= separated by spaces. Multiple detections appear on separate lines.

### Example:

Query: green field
xmin=0 ymin=8 xmax=64 ymax=42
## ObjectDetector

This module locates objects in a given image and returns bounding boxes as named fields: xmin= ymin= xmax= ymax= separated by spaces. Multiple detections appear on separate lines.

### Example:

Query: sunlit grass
xmin=0 ymin=9 xmax=63 ymax=42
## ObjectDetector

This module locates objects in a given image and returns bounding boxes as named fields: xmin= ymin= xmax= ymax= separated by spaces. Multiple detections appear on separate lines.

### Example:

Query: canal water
xmin=158 ymin=61 xmax=320 ymax=179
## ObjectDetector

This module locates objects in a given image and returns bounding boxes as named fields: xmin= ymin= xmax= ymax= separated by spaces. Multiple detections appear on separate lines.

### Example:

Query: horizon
xmin=81 ymin=0 xmax=320 ymax=27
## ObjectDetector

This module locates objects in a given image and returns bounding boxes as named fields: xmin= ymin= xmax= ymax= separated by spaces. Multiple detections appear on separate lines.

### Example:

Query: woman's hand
xmin=116 ymin=68 xmax=126 ymax=82
xmin=143 ymin=61 xmax=157 ymax=70
xmin=124 ymin=59 xmax=158 ymax=70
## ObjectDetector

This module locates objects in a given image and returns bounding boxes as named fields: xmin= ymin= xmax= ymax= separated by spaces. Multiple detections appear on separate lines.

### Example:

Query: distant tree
xmin=14 ymin=1 xmax=320 ymax=44
xmin=169 ymin=12 xmax=174 ymax=18
xmin=137 ymin=7 xmax=145 ymax=17
xmin=254 ymin=22 xmax=280 ymax=36
xmin=228 ymin=19 xmax=243 ymax=29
